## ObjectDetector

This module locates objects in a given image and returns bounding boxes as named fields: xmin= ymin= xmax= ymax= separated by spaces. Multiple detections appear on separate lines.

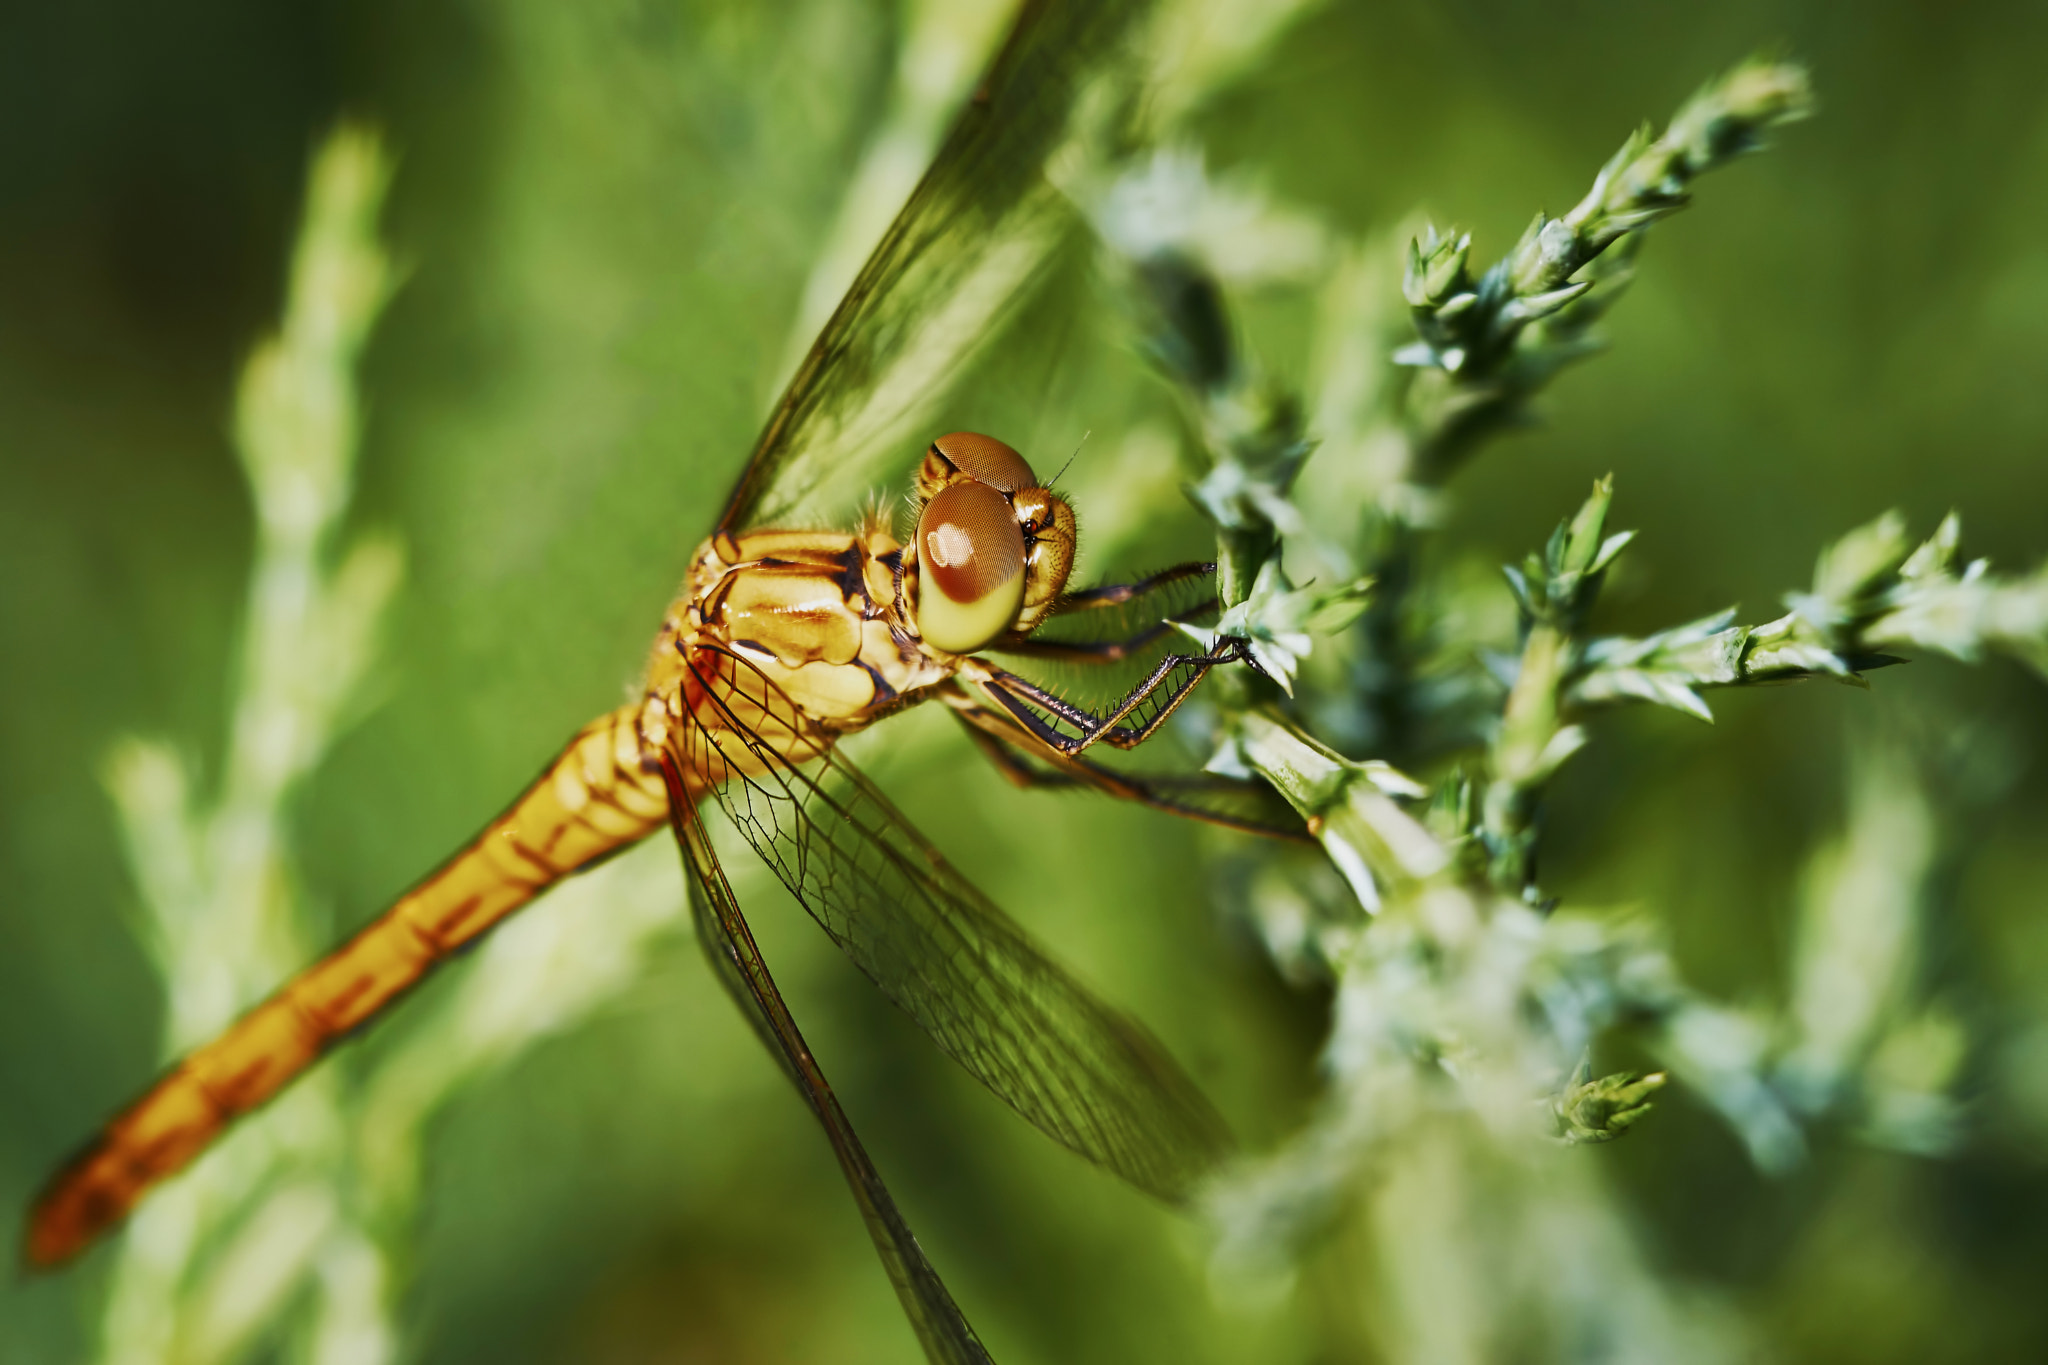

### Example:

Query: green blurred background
xmin=6 ymin=1 xmax=2048 ymax=1361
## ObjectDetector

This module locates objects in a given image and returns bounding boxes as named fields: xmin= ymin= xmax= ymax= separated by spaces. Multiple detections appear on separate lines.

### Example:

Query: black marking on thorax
xmin=834 ymin=543 xmax=871 ymax=614
xmin=858 ymin=659 xmax=897 ymax=705
xmin=876 ymin=549 xmax=941 ymax=669
xmin=885 ymin=547 xmax=910 ymax=620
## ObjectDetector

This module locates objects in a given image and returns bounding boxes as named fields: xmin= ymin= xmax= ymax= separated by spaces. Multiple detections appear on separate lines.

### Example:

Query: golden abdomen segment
xmin=26 ymin=705 xmax=669 ymax=1268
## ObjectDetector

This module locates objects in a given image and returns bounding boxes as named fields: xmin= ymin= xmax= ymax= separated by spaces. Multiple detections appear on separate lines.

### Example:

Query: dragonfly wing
xmin=717 ymin=0 xmax=1156 ymax=535
xmin=676 ymin=648 xmax=1234 ymax=1204
xmin=666 ymin=781 xmax=994 ymax=1365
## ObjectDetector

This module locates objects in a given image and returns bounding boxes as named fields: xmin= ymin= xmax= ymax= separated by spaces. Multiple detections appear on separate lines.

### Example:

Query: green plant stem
xmin=1482 ymin=625 xmax=1574 ymax=898
xmin=1354 ymin=58 xmax=1811 ymax=761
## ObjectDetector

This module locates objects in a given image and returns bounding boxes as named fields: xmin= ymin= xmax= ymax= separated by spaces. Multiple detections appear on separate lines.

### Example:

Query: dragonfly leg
xmin=1055 ymin=560 xmax=1216 ymax=612
xmin=999 ymin=561 xmax=1219 ymax=666
xmin=953 ymin=704 xmax=1091 ymax=790
xmin=947 ymin=696 xmax=1306 ymax=840
xmin=969 ymin=635 xmax=1253 ymax=757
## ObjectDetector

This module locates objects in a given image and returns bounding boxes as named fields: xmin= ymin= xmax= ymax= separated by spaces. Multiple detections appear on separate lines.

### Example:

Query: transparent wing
xmin=663 ymin=770 xmax=992 ymax=1365
xmin=673 ymin=645 xmax=1233 ymax=1203
xmin=717 ymin=0 xmax=1155 ymax=535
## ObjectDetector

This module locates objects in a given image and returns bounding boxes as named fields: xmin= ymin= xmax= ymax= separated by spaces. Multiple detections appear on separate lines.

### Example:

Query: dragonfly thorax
xmin=639 ymin=434 xmax=1078 ymax=784
xmin=639 ymin=520 xmax=950 ymax=784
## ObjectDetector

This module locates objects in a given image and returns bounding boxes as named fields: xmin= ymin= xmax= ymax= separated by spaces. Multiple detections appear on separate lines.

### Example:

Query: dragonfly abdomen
xmin=26 ymin=706 xmax=669 ymax=1268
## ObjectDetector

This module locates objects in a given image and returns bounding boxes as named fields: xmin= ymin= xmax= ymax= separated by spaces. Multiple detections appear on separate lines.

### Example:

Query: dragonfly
xmin=27 ymin=1 xmax=1298 ymax=1359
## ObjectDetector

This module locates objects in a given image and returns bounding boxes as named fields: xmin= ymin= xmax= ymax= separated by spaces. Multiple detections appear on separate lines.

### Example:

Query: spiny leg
xmin=971 ymin=635 xmax=1253 ymax=757
xmin=954 ymin=708 xmax=1090 ymax=790
xmin=1001 ymin=561 xmax=1219 ymax=666
xmin=948 ymin=697 xmax=1305 ymax=840
xmin=1056 ymin=560 xmax=1216 ymax=612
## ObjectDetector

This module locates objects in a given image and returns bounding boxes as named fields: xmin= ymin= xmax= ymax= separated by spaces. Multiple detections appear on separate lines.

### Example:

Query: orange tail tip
xmin=23 ymin=705 xmax=670 ymax=1270
xmin=26 ymin=1149 xmax=123 ymax=1270
xmin=26 ymin=1058 xmax=231 ymax=1270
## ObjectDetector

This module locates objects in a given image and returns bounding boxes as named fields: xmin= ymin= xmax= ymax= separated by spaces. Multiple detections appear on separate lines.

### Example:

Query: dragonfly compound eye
xmin=916 ymin=481 xmax=1027 ymax=653
xmin=930 ymin=431 xmax=1035 ymax=492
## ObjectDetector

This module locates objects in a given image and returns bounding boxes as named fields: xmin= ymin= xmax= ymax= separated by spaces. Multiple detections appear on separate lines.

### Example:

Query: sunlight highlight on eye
xmin=926 ymin=522 xmax=974 ymax=569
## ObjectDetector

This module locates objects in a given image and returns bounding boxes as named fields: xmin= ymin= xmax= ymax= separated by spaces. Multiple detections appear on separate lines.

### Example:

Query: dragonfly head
xmin=909 ymin=432 xmax=1077 ymax=654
